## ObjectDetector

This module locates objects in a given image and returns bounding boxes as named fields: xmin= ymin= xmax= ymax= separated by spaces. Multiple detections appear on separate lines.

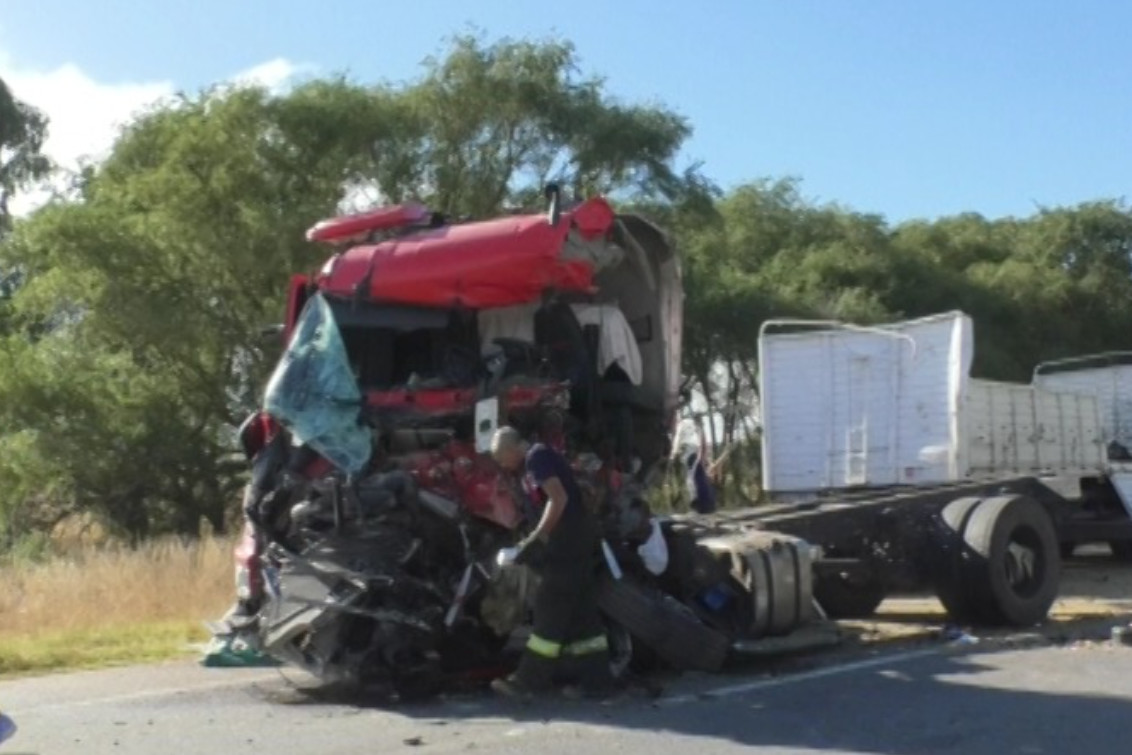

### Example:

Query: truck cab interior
xmin=327 ymin=292 xmax=661 ymax=473
xmin=283 ymin=201 xmax=682 ymax=477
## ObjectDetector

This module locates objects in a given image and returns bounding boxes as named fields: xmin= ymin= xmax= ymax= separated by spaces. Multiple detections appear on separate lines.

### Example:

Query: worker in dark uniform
xmin=489 ymin=426 xmax=615 ymax=700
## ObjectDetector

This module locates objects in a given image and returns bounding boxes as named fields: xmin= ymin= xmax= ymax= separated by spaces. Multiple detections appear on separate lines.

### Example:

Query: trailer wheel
xmin=941 ymin=495 xmax=1061 ymax=627
xmin=813 ymin=573 xmax=887 ymax=619
xmin=932 ymin=497 xmax=986 ymax=623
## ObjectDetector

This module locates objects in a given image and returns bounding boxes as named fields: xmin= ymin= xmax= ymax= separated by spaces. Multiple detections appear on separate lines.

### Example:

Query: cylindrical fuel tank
xmin=695 ymin=529 xmax=816 ymax=637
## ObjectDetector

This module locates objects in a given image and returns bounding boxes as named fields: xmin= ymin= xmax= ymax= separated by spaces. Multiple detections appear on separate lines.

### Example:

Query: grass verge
xmin=0 ymin=621 xmax=209 ymax=677
xmin=0 ymin=535 xmax=235 ymax=677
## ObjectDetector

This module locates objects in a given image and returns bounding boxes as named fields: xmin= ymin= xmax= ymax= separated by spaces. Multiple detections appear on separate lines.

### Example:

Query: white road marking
xmin=10 ymin=671 xmax=284 ymax=716
xmin=10 ymin=646 xmax=946 ymax=717
xmin=659 ymin=647 xmax=944 ymax=705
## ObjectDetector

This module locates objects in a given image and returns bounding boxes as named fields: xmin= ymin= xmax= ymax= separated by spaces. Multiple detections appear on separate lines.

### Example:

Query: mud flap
xmin=595 ymin=576 xmax=730 ymax=673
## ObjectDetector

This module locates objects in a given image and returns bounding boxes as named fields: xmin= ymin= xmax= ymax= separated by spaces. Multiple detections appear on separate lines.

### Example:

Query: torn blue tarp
xmin=262 ymin=292 xmax=373 ymax=475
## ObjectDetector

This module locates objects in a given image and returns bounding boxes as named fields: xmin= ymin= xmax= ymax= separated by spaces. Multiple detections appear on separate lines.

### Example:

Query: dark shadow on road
xmin=260 ymin=610 xmax=1132 ymax=755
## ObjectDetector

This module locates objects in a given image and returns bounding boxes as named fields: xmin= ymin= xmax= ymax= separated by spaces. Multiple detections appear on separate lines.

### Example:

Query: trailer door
xmin=759 ymin=311 xmax=973 ymax=494
xmin=844 ymin=351 xmax=897 ymax=486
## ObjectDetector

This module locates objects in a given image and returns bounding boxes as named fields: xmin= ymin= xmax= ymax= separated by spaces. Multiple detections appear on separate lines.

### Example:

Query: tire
xmin=813 ymin=573 xmax=887 ymax=619
xmin=931 ymin=497 xmax=986 ymax=623
xmin=604 ymin=619 xmax=634 ymax=680
xmin=628 ymin=639 xmax=664 ymax=674
xmin=596 ymin=576 xmax=730 ymax=673
xmin=936 ymin=495 xmax=1061 ymax=627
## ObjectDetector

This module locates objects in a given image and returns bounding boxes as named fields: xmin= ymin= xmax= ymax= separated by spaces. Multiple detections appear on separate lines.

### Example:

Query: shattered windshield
xmin=263 ymin=292 xmax=373 ymax=475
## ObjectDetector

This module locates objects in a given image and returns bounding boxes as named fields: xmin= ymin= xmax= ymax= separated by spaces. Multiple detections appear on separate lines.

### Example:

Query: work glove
xmin=495 ymin=546 xmax=521 ymax=568
xmin=495 ymin=536 xmax=546 ymax=569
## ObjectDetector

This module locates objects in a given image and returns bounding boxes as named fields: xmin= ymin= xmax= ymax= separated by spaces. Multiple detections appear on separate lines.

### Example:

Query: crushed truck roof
xmin=315 ymin=197 xmax=617 ymax=309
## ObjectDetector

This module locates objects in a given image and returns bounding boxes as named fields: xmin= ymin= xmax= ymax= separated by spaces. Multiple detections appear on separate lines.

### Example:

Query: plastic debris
xmin=637 ymin=519 xmax=669 ymax=576
xmin=941 ymin=625 xmax=980 ymax=645
xmin=1110 ymin=624 xmax=1132 ymax=647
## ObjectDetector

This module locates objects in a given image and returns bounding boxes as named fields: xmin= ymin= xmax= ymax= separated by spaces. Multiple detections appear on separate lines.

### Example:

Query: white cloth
xmin=637 ymin=519 xmax=669 ymax=575
xmin=569 ymin=304 xmax=643 ymax=385
xmin=477 ymin=302 xmax=538 ymax=353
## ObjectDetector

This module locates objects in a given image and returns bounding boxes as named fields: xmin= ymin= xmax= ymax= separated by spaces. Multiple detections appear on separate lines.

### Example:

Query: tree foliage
xmin=0 ymin=77 xmax=50 ymax=234
xmin=0 ymin=35 xmax=706 ymax=540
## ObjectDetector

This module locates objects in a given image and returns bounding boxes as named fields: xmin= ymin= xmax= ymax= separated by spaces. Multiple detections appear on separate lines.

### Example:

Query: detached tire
xmin=813 ymin=574 xmax=887 ymax=619
xmin=596 ymin=577 xmax=729 ymax=673
xmin=604 ymin=619 xmax=634 ymax=680
xmin=934 ymin=495 xmax=1060 ymax=627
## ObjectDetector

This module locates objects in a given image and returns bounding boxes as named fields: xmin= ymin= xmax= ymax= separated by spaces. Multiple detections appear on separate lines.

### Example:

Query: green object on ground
xmin=200 ymin=635 xmax=280 ymax=668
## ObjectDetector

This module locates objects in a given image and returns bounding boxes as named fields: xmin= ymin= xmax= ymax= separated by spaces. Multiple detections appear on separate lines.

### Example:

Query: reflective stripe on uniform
xmin=526 ymin=634 xmax=563 ymax=658
xmin=562 ymin=634 xmax=609 ymax=656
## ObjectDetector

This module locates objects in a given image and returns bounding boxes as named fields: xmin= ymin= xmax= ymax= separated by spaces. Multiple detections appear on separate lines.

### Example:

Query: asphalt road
xmin=4 ymin=636 xmax=1132 ymax=755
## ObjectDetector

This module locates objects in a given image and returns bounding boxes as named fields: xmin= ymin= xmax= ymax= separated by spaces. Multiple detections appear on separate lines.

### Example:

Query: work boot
xmin=491 ymin=651 xmax=555 ymax=702
xmin=490 ymin=674 xmax=538 ymax=702
xmin=561 ymin=650 xmax=621 ymax=702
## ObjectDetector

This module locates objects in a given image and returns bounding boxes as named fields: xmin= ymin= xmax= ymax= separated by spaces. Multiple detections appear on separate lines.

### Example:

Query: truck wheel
xmin=931 ymin=497 xmax=986 ymax=623
xmin=945 ymin=495 xmax=1061 ymax=627
xmin=813 ymin=573 xmax=887 ymax=619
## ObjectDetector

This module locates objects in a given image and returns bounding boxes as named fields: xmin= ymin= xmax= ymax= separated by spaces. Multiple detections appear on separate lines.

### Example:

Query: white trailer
xmin=727 ymin=311 xmax=1132 ymax=627
xmin=759 ymin=311 xmax=1113 ymax=491
xmin=1032 ymin=352 xmax=1132 ymax=557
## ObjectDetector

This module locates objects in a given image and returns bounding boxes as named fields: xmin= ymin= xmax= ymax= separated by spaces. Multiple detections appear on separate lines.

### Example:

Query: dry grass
xmin=0 ymin=536 xmax=237 ymax=676
xmin=4 ymin=529 xmax=1132 ymax=679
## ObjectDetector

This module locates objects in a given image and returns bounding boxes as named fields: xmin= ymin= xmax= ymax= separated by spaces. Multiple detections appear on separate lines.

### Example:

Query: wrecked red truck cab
xmin=217 ymin=192 xmax=830 ymax=693
xmin=290 ymin=195 xmax=681 ymax=464
xmin=232 ymin=193 xmax=686 ymax=610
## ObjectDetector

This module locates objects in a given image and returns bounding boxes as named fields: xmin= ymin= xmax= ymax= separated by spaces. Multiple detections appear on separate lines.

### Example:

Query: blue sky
xmin=1 ymin=0 xmax=1129 ymax=223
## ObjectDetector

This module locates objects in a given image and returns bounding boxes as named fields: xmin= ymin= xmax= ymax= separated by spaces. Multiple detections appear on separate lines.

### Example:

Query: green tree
xmin=0 ymin=77 xmax=50 ymax=234
xmin=0 ymin=35 xmax=706 ymax=540
xmin=678 ymin=180 xmax=903 ymax=451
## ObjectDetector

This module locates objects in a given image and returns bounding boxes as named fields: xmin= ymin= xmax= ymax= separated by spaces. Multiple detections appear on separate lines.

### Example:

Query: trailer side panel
xmin=965 ymin=379 xmax=1106 ymax=476
xmin=1034 ymin=360 xmax=1132 ymax=452
xmin=759 ymin=312 xmax=1107 ymax=495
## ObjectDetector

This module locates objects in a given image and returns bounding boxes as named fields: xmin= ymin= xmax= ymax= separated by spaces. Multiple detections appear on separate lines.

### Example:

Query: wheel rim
xmin=1003 ymin=524 xmax=1045 ymax=599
